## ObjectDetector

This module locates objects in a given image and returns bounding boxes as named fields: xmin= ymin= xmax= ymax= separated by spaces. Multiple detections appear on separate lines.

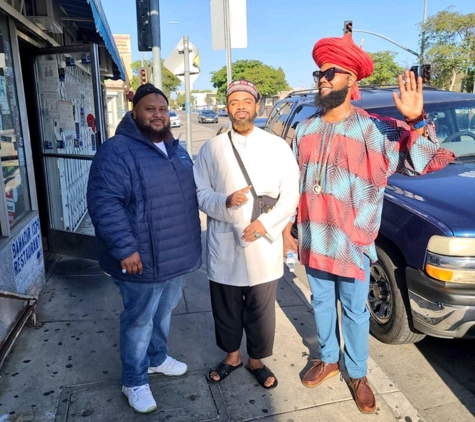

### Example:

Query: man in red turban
xmin=312 ymin=32 xmax=374 ymax=100
xmin=283 ymin=33 xmax=455 ymax=415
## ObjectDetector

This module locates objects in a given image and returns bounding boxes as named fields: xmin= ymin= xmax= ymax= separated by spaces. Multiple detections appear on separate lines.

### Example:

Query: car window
xmin=169 ymin=110 xmax=177 ymax=117
xmin=266 ymin=101 xmax=294 ymax=138
xmin=369 ymin=102 xmax=475 ymax=158
xmin=284 ymin=105 xmax=319 ymax=146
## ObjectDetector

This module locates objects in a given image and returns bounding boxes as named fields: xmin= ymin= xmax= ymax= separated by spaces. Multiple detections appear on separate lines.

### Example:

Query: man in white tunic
xmin=193 ymin=80 xmax=299 ymax=389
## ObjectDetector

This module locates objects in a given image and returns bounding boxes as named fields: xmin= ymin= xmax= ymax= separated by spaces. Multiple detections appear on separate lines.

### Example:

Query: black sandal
xmin=206 ymin=361 xmax=243 ymax=383
xmin=245 ymin=365 xmax=278 ymax=389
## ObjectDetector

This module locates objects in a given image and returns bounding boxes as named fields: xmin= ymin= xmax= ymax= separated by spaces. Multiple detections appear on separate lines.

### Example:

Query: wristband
xmin=413 ymin=119 xmax=430 ymax=129
xmin=405 ymin=110 xmax=428 ymax=126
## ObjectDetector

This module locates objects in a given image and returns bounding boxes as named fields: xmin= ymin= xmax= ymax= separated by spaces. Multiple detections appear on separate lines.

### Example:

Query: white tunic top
xmin=193 ymin=127 xmax=300 ymax=286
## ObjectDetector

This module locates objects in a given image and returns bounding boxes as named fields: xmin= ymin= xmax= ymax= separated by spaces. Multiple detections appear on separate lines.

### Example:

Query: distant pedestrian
xmin=87 ymin=83 xmax=202 ymax=413
xmin=194 ymin=79 xmax=299 ymax=389
xmin=284 ymin=33 xmax=455 ymax=414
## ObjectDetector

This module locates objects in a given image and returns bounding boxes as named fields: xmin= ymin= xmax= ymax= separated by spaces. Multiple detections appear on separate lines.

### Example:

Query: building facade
xmin=105 ymin=34 xmax=132 ymax=136
xmin=0 ymin=0 xmax=125 ymax=367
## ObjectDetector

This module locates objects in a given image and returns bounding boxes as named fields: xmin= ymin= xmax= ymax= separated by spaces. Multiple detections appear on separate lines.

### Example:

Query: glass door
xmin=34 ymin=44 xmax=105 ymax=259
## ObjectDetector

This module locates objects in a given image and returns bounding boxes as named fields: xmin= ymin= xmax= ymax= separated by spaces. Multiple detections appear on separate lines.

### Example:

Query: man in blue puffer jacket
xmin=87 ymin=84 xmax=202 ymax=414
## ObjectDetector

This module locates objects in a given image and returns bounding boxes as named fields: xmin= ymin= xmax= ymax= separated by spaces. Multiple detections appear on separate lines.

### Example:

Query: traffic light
xmin=410 ymin=65 xmax=420 ymax=79
xmin=421 ymin=64 xmax=431 ymax=84
xmin=136 ymin=0 xmax=152 ymax=51
xmin=140 ymin=68 xmax=147 ymax=85
xmin=344 ymin=20 xmax=353 ymax=35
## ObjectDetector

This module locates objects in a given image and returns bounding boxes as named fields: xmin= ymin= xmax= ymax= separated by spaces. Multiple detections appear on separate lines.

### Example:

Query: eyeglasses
xmin=313 ymin=67 xmax=352 ymax=83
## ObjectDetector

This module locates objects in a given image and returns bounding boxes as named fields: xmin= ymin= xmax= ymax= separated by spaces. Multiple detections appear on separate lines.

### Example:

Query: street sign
xmin=164 ymin=38 xmax=200 ymax=85
xmin=210 ymin=0 xmax=247 ymax=50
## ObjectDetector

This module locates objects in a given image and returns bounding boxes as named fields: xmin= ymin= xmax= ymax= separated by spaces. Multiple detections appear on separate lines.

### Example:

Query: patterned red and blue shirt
xmin=293 ymin=107 xmax=455 ymax=280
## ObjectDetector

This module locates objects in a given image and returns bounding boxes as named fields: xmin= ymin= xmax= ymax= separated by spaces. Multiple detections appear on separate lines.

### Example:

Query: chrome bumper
xmin=409 ymin=290 xmax=475 ymax=338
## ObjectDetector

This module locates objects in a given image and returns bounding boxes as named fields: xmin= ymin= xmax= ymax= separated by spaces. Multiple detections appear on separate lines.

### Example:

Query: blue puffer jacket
xmin=87 ymin=112 xmax=202 ymax=282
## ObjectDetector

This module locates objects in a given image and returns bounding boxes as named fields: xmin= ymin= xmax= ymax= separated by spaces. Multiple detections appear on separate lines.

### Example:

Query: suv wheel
xmin=368 ymin=245 xmax=426 ymax=345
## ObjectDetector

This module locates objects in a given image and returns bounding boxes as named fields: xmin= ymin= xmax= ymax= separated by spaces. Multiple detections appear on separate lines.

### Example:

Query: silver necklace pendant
xmin=313 ymin=184 xmax=322 ymax=194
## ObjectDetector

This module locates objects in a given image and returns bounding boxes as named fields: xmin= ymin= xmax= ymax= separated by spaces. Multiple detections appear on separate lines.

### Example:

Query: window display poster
xmin=0 ymin=75 xmax=10 ymax=115
xmin=39 ymin=59 xmax=59 ymax=92
xmin=41 ymin=59 xmax=58 ymax=80
xmin=58 ymin=101 xmax=75 ymax=129
xmin=42 ymin=92 xmax=59 ymax=118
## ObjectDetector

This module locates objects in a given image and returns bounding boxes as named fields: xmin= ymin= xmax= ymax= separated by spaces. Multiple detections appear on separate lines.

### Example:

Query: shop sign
xmin=10 ymin=217 xmax=44 ymax=295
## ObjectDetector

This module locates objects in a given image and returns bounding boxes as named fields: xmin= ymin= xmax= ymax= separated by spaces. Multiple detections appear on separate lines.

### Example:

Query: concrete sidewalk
xmin=0 ymin=253 xmax=424 ymax=422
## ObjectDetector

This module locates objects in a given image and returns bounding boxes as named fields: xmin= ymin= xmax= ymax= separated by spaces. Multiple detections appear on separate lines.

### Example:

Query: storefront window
xmin=0 ymin=13 xmax=30 ymax=229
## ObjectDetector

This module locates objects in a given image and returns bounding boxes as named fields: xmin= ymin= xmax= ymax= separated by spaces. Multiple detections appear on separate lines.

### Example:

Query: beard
xmin=315 ymin=85 xmax=349 ymax=111
xmin=135 ymin=117 xmax=171 ymax=139
xmin=229 ymin=109 xmax=257 ymax=133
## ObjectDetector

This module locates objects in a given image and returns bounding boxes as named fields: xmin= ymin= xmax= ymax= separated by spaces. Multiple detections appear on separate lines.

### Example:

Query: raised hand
xmin=392 ymin=69 xmax=424 ymax=120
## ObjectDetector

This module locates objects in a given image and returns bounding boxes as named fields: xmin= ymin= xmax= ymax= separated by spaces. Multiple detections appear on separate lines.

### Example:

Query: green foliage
xmin=130 ymin=60 xmax=181 ymax=96
xmin=175 ymin=92 xmax=186 ymax=108
xmin=360 ymin=51 xmax=403 ymax=86
xmin=421 ymin=9 xmax=475 ymax=90
xmin=210 ymin=60 xmax=290 ymax=101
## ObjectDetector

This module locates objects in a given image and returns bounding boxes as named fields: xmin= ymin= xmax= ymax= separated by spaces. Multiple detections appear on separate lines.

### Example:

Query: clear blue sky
xmin=101 ymin=0 xmax=472 ymax=90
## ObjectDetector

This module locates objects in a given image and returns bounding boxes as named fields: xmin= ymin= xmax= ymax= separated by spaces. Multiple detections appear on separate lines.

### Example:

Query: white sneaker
xmin=122 ymin=384 xmax=157 ymax=413
xmin=148 ymin=355 xmax=188 ymax=376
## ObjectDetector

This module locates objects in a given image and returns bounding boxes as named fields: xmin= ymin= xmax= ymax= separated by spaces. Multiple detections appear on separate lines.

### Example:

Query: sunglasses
xmin=313 ymin=67 xmax=352 ymax=83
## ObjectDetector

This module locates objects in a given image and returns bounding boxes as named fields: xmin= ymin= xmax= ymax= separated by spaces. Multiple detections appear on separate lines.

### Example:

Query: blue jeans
xmin=114 ymin=275 xmax=185 ymax=387
xmin=306 ymin=256 xmax=370 ymax=379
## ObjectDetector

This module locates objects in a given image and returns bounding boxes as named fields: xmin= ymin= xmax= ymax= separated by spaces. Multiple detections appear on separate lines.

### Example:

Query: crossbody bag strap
xmin=228 ymin=131 xmax=258 ymax=198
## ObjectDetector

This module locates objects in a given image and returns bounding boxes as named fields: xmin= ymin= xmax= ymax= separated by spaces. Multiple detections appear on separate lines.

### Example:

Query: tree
xmin=130 ymin=60 xmax=182 ymax=97
xmin=175 ymin=92 xmax=186 ymax=109
xmin=359 ymin=51 xmax=404 ymax=86
xmin=420 ymin=9 xmax=475 ymax=91
xmin=210 ymin=60 xmax=290 ymax=101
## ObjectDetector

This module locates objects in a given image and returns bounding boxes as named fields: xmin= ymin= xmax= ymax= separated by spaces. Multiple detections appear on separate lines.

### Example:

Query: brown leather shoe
xmin=302 ymin=360 xmax=339 ymax=388
xmin=348 ymin=376 xmax=376 ymax=414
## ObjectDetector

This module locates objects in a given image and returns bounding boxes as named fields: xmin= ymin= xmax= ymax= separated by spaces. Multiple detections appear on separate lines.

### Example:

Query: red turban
xmin=312 ymin=33 xmax=374 ymax=100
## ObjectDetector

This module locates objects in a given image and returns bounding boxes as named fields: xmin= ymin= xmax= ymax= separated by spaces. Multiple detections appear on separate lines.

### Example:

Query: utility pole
xmin=150 ymin=0 xmax=162 ymax=89
xmin=420 ymin=0 xmax=428 ymax=61
xmin=183 ymin=36 xmax=193 ymax=156
xmin=223 ymin=0 xmax=232 ymax=87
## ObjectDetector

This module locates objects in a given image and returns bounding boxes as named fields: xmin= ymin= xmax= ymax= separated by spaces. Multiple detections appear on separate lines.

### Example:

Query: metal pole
xmin=150 ymin=0 xmax=162 ymax=89
xmin=183 ymin=35 xmax=193 ymax=157
xmin=352 ymin=29 xmax=419 ymax=57
xmin=223 ymin=0 xmax=232 ymax=87
xmin=421 ymin=0 xmax=428 ymax=61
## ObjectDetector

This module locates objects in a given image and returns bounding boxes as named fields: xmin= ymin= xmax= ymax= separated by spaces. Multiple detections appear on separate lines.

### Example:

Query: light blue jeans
xmin=114 ymin=275 xmax=185 ymax=387
xmin=305 ymin=256 xmax=370 ymax=379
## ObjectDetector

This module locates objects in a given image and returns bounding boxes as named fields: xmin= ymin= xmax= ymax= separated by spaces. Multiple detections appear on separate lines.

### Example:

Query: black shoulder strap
xmin=228 ymin=131 xmax=257 ymax=198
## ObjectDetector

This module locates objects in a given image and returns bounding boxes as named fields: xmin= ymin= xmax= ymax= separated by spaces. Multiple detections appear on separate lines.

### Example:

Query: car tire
xmin=368 ymin=244 xmax=426 ymax=345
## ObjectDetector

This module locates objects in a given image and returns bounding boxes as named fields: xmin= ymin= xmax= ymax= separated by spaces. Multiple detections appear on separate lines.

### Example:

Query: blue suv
xmin=265 ymin=87 xmax=475 ymax=344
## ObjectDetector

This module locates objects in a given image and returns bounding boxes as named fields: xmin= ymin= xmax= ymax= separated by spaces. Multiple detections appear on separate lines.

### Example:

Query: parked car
xmin=198 ymin=109 xmax=218 ymax=123
xmin=218 ymin=109 xmax=228 ymax=117
xmin=265 ymin=86 xmax=475 ymax=345
xmin=254 ymin=117 xmax=267 ymax=129
xmin=169 ymin=110 xmax=181 ymax=128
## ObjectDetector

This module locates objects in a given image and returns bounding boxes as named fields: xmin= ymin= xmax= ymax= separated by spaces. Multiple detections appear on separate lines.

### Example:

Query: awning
xmin=59 ymin=0 xmax=126 ymax=81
